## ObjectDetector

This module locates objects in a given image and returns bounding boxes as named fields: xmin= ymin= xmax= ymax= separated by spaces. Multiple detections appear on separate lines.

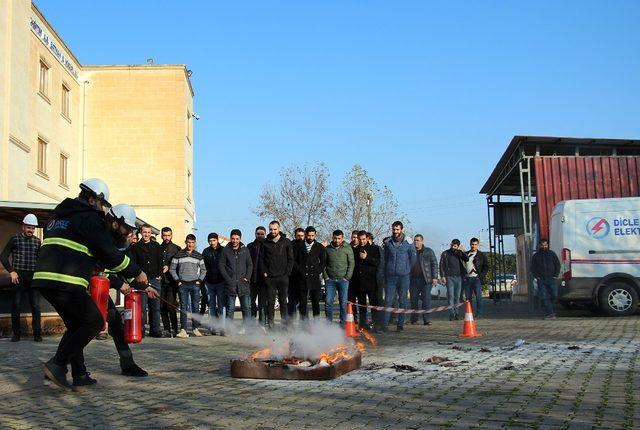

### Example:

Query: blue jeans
xmin=178 ymin=283 xmax=201 ymax=330
xmin=383 ymin=275 xmax=410 ymax=327
xmin=538 ymin=279 xmax=557 ymax=316
xmin=206 ymin=282 xmax=226 ymax=319
xmin=226 ymin=294 xmax=251 ymax=325
xmin=324 ymin=278 xmax=349 ymax=325
xmin=446 ymin=276 xmax=462 ymax=317
xmin=410 ymin=276 xmax=432 ymax=323
xmin=463 ymin=277 xmax=483 ymax=317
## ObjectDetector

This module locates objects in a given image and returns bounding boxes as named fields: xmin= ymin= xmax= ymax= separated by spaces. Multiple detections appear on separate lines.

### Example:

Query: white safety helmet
xmin=22 ymin=214 xmax=38 ymax=226
xmin=79 ymin=178 xmax=111 ymax=207
xmin=108 ymin=204 xmax=138 ymax=230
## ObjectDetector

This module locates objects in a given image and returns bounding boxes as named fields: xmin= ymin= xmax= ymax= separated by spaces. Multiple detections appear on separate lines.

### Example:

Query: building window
xmin=186 ymin=110 xmax=192 ymax=145
xmin=37 ymin=138 xmax=47 ymax=175
xmin=187 ymin=170 xmax=192 ymax=201
xmin=39 ymin=60 xmax=49 ymax=97
xmin=61 ymin=84 xmax=70 ymax=118
xmin=59 ymin=153 xmax=68 ymax=186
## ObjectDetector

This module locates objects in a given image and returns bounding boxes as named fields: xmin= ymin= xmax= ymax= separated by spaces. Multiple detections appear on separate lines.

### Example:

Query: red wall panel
xmin=534 ymin=156 xmax=640 ymax=238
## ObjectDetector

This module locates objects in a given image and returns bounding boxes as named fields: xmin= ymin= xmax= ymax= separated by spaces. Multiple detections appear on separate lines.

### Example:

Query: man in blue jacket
xmin=381 ymin=221 xmax=417 ymax=332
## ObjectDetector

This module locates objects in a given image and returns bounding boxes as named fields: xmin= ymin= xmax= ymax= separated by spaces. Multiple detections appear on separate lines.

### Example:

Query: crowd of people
xmin=1 ymin=178 xmax=562 ymax=391
xmin=133 ymin=220 xmax=495 ymax=337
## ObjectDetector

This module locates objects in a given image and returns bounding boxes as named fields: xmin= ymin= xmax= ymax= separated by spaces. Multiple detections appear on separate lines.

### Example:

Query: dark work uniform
xmin=32 ymin=198 xmax=141 ymax=378
xmin=0 ymin=233 xmax=42 ymax=338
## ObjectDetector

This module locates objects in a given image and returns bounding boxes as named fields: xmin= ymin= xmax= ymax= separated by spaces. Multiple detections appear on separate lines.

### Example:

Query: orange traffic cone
xmin=459 ymin=300 xmax=481 ymax=338
xmin=345 ymin=303 xmax=358 ymax=338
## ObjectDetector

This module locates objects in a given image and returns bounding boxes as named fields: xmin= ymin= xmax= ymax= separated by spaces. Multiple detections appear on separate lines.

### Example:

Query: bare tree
xmin=331 ymin=164 xmax=408 ymax=241
xmin=254 ymin=163 xmax=332 ymax=236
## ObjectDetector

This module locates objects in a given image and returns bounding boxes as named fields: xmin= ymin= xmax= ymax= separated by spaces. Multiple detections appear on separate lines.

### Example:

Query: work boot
xmin=43 ymin=358 xmax=73 ymax=391
xmin=121 ymin=359 xmax=148 ymax=377
xmin=72 ymin=372 xmax=97 ymax=390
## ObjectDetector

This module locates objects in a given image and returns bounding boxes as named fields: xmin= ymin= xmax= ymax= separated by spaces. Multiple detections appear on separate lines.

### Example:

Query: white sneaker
xmin=192 ymin=328 xmax=203 ymax=337
xmin=175 ymin=329 xmax=189 ymax=338
xmin=237 ymin=327 xmax=246 ymax=335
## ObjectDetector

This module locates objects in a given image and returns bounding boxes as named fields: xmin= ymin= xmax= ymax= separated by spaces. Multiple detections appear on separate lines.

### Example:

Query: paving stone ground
xmin=0 ymin=300 xmax=639 ymax=429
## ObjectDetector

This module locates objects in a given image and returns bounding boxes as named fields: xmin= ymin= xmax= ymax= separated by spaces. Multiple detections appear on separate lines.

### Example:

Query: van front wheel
xmin=598 ymin=282 xmax=639 ymax=316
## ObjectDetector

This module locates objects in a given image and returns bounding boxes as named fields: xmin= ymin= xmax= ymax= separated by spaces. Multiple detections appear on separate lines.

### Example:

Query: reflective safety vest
xmin=32 ymin=198 xmax=141 ymax=291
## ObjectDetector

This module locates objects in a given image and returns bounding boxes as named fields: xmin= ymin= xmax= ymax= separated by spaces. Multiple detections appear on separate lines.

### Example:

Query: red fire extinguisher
xmin=123 ymin=291 xmax=143 ymax=344
xmin=89 ymin=276 xmax=110 ymax=331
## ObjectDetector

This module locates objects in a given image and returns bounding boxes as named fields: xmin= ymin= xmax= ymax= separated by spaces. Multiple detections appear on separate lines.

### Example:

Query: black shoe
xmin=43 ymin=359 xmax=72 ymax=391
xmin=72 ymin=372 xmax=97 ymax=390
xmin=410 ymin=320 xmax=418 ymax=325
xmin=396 ymin=326 xmax=404 ymax=332
xmin=149 ymin=331 xmax=165 ymax=338
xmin=121 ymin=362 xmax=148 ymax=377
xmin=11 ymin=335 xmax=20 ymax=342
xmin=454 ymin=315 xmax=460 ymax=321
xmin=34 ymin=335 xmax=43 ymax=342
xmin=424 ymin=321 xmax=432 ymax=326
xmin=95 ymin=332 xmax=109 ymax=340
xmin=449 ymin=316 xmax=454 ymax=321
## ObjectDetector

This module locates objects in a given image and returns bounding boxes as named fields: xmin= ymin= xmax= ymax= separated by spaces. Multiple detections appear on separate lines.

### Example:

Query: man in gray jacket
xmin=219 ymin=229 xmax=253 ymax=334
xmin=169 ymin=234 xmax=207 ymax=338
xmin=410 ymin=234 xmax=438 ymax=325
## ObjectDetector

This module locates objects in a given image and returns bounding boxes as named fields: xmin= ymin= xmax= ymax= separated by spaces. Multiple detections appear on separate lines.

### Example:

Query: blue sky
xmin=39 ymin=1 xmax=640 ymax=252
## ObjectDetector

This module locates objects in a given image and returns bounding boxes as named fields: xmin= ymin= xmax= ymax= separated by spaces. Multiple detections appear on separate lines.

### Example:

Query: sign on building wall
xmin=30 ymin=16 xmax=80 ymax=80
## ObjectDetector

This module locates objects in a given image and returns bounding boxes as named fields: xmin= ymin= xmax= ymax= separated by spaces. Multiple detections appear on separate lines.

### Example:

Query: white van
xmin=550 ymin=197 xmax=640 ymax=316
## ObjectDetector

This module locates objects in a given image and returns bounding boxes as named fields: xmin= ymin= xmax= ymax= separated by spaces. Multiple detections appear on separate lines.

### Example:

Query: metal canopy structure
xmin=480 ymin=135 xmax=640 ymax=306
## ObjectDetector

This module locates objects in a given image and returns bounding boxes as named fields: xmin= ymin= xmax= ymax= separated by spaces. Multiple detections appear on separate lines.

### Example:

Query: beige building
xmin=0 ymin=0 xmax=196 ymax=245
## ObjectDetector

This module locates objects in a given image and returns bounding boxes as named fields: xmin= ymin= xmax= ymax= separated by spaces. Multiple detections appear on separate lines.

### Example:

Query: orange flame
xmin=250 ymin=348 xmax=271 ymax=360
xmin=358 ymin=327 xmax=379 ymax=346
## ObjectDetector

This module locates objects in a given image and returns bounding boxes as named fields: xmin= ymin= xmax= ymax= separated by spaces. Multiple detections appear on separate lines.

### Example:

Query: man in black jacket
xmin=219 ymin=229 xmax=253 ymax=333
xmin=131 ymin=224 xmax=165 ymax=337
xmin=160 ymin=227 xmax=180 ymax=336
xmin=33 ymin=179 xmax=150 ymax=391
xmin=352 ymin=231 xmax=380 ymax=330
xmin=463 ymin=237 xmax=488 ymax=318
xmin=531 ymin=239 xmax=561 ymax=319
xmin=203 ymin=233 xmax=225 ymax=333
xmin=290 ymin=226 xmax=326 ymax=321
xmin=258 ymin=220 xmax=294 ymax=329
xmin=439 ymin=239 xmax=469 ymax=321
xmin=248 ymin=226 xmax=266 ymax=323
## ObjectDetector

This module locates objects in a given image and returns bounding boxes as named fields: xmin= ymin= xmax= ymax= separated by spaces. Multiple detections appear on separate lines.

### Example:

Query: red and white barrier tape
xmin=348 ymin=301 xmax=466 ymax=314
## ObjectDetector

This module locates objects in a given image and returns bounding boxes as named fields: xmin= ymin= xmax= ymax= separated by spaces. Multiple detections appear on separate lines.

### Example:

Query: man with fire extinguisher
xmin=33 ymin=179 xmax=152 ymax=391
xmin=100 ymin=204 xmax=157 ymax=377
